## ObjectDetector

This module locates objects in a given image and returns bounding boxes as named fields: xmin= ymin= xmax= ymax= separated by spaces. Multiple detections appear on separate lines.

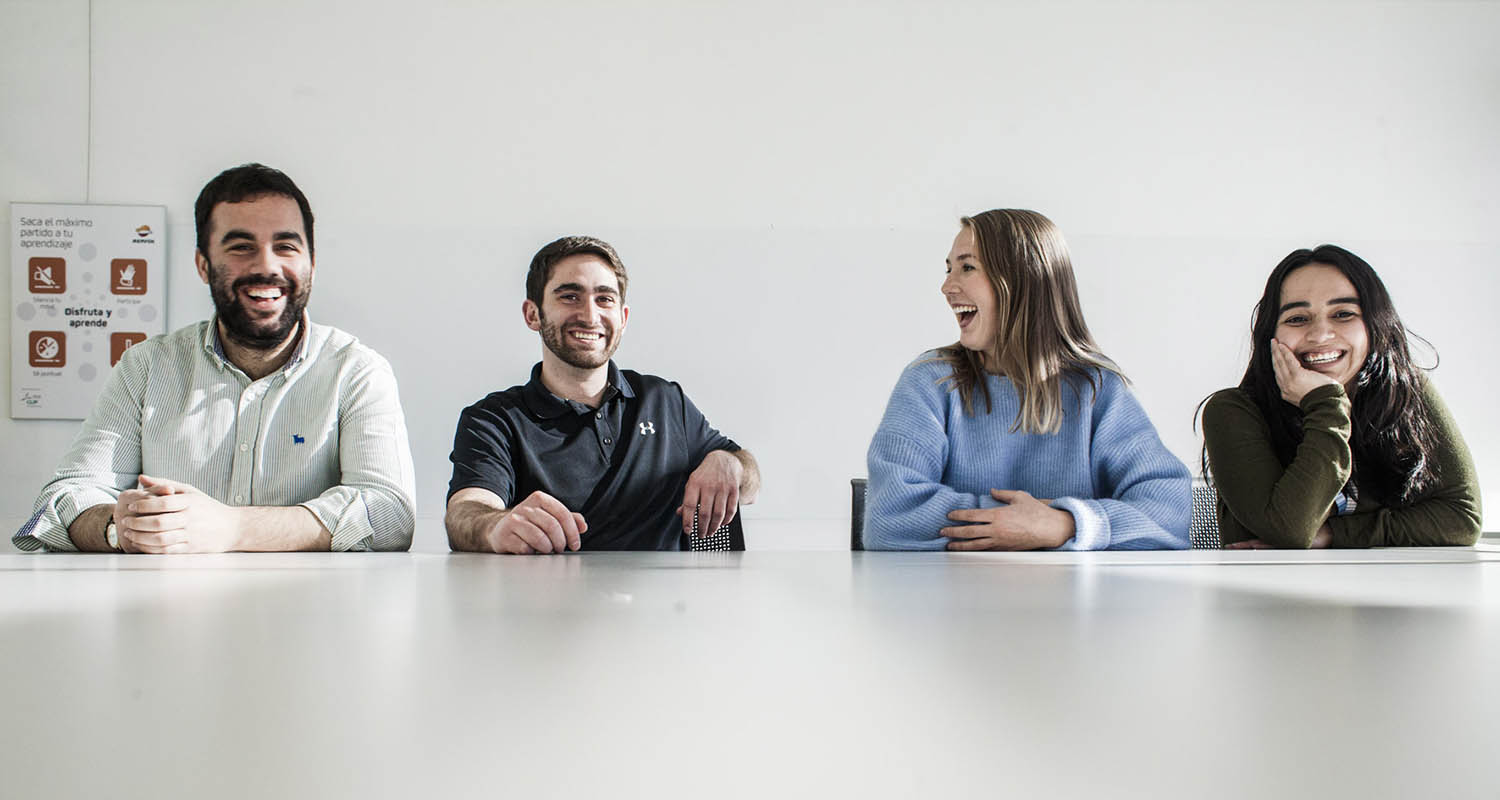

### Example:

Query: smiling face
xmin=942 ymin=225 xmax=1001 ymax=358
xmin=525 ymin=254 xmax=629 ymax=371
xmin=1275 ymin=263 xmax=1370 ymax=389
xmin=194 ymin=194 xmax=314 ymax=350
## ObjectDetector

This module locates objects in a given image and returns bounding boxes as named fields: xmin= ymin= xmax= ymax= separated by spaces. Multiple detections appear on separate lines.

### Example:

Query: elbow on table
xmin=1447 ymin=505 xmax=1483 ymax=546
xmin=362 ymin=489 xmax=415 ymax=552
xmin=862 ymin=511 xmax=943 ymax=551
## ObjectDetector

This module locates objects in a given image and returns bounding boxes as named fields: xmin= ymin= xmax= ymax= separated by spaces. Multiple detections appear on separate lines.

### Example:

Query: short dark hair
xmin=194 ymin=163 xmax=315 ymax=256
xmin=525 ymin=236 xmax=628 ymax=305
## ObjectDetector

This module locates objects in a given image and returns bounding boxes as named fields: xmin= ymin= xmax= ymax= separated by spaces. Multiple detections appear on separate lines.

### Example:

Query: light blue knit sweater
xmin=864 ymin=353 xmax=1190 ymax=551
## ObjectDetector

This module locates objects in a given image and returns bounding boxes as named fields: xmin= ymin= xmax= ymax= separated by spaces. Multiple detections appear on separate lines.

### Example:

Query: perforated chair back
xmin=1190 ymin=478 xmax=1221 ymax=550
xmin=851 ymin=478 xmax=867 ymax=551
xmin=683 ymin=505 xmax=746 ymax=551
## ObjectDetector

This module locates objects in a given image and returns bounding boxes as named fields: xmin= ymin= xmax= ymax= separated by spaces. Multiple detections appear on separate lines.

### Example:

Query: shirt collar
xmin=522 ymin=360 xmax=634 ymax=418
xmin=201 ymin=314 xmax=312 ymax=377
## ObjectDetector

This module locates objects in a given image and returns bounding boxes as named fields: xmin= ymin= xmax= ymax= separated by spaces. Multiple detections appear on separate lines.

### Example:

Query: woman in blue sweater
xmin=864 ymin=209 xmax=1190 ymax=550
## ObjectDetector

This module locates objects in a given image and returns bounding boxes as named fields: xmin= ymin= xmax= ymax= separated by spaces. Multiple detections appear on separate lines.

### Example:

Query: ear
xmin=619 ymin=304 xmax=630 ymax=331
xmin=523 ymin=299 xmax=541 ymax=332
xmin=194 ymin=250 xmax=211 ymax=284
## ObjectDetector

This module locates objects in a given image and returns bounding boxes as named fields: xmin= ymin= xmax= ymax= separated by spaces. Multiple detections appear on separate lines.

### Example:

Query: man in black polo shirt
xmin=445 ymin=235 xmax=761 ymax=553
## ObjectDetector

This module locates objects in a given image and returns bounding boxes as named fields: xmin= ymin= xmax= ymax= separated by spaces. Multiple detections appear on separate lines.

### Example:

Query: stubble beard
xmin=539 ymin=312 xmax=617 ymax=370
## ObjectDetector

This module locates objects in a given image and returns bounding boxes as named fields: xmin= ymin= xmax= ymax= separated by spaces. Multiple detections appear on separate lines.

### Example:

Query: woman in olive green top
xmin=1202 ymin=245 xmax=1481 ymax=549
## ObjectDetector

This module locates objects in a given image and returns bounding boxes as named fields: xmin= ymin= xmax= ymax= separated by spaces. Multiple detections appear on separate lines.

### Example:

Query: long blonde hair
xmin=937 ymin=209 xmax=1121 ymax=433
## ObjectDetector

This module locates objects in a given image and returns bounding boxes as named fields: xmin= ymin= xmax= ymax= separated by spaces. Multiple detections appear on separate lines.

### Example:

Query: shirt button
xmin=595 ymin=412 xmax=603 ymax=419
xmin=239 ymin=443 xmax=249 ymax=452
xmin=603 ymin=437 xmax=612 ymax=445
xmin=233 ymin=495 xmax=244 ymax=504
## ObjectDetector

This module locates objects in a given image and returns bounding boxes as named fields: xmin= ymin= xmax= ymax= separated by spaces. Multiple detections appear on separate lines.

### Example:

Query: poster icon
xmin=29 ymin=258 xmax=66 ymax=294
xmin=110 ymin=332 xmax=148 ymax=365
xmin=29 ymin=331 xmax=66 ymax=368
xmin=110 ymin=259 xmax=147 ymax=295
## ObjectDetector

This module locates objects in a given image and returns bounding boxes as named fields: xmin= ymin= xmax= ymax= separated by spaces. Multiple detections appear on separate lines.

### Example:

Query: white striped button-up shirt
xmin=14 ymin=317 xmax=416 ymax=552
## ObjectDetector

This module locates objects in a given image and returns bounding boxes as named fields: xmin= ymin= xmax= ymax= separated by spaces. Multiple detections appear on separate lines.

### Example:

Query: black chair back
xmin=850 ymin=478 xmax=867 ymax=551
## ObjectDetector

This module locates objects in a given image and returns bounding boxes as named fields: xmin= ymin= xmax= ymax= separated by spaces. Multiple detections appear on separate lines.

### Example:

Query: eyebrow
xmin=945 ymin=252 xmax=977 ymax=264
xmin=219 ymin=229 xmax=305 ymax=245
xmin=1278 ymin=297 xmax=1360 ymax=315
xmin=552 ymin=282 xmax=619 ymax=296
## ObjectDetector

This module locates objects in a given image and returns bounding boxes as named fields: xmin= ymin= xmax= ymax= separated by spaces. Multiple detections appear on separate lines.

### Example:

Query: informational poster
xmin=11 ymin=203 xmax=167 ymax=419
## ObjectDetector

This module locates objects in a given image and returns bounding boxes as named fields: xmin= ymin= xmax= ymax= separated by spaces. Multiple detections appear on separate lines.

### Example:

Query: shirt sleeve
xmin=12 ymin=347 xmax=150 ymax=552
xmin=1048 ymin=374 xmax=1191 ymax=551
xmin=863 ymin=362 xmax=1000 ymax=551
xmin=297 ymin=354 xmax=416 ymax=552
xmin=447 ymin=398 xmax=518 ymax=508
xmin=678 ymin=384 xmax=738 ymax=467
xmin=1202 ymin=384 xmax=1353 ymax=548
xmin=1326 ymin=381 xmax=1482 ymax=547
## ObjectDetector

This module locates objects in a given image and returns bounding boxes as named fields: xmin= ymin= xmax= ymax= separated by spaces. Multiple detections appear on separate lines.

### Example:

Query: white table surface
xmin=3 ymin=544 xmax=1499 ymax=799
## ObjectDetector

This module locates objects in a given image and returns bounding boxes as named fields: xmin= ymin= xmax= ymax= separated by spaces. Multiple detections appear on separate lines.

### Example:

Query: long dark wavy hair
xmin=1225 ymin=244 xmax=1438 ymax=505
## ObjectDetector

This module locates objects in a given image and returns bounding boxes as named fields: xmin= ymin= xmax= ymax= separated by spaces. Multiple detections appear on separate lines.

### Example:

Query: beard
xmin=207 ymin=265 xmax=311 ymax=350
xmin=538 ymin=310 xmax=618 ymax=370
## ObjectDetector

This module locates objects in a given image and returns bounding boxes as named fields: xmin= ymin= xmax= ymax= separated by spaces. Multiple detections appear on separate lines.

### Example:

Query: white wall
xmin=4 ymin=0 xmax=1498 ymax=550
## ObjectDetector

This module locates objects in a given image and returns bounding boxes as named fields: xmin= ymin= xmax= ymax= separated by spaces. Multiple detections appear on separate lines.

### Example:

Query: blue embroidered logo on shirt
xmin=293 ymin=434 xmax=305 ymax=444
xmin=638 ymin=422 xmax=656 ymax=435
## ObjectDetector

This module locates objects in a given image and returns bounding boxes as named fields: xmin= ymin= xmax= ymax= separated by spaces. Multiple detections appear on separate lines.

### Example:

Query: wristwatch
xmin=105 ymin=516 xmax=121 ymax=552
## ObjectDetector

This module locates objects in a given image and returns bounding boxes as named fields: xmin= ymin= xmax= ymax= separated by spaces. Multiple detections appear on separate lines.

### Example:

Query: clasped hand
xmin=112 ymin=475 xmax=242 ymax=554
xmin=942 ymin=489 xmax=1075 ymax=551
xmin=485 ymin=490 xmax=588 ymax=554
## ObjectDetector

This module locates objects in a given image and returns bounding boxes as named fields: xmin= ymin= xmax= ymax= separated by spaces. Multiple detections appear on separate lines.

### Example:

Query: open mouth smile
xmin=240 ymin=285 xmax=287 ymax=312
xmin=1299 ymin=349 xmax=1344 ymax=367
xmin=951 ymin=304 xmax=978 ymax=328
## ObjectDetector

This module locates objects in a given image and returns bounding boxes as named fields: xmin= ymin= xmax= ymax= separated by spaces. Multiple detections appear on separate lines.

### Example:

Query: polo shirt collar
xmin=523 ymin=360 xmax=634 ymax=418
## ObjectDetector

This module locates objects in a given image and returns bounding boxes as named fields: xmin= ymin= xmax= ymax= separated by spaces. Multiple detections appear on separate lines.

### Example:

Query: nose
xmin=1307 ymin=316 xmax=1335 ymax=341
xmin=940 ymin=270 xmax=958 ymax=296
xmin=246 ymin=244 xmax=279 ymax=275
xmin=579 ymin=300 xmax=601 ymax=326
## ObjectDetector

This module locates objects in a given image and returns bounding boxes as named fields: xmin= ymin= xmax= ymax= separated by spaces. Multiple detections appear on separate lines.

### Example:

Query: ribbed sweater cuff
xmin=1051 ymin=497 xmax=1108 ymax=551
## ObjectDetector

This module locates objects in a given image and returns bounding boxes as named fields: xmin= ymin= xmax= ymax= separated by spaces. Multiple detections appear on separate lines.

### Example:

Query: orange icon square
xmin=29 ymin=331 xmax=66 ymax=368
xmin=29 ymin=258 xmax=66 ymax=294
xmin=110 ymin=332 xmax=148 ymax=366
xmin=111 ymin=259 xmax=147 ymax=295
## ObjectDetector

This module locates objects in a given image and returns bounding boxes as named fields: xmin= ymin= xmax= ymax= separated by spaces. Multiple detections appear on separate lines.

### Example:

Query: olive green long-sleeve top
xmin=1202 ymin=381 xmax=1482 ymax=548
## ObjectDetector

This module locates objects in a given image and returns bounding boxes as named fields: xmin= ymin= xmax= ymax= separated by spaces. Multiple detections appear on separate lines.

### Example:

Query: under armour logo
xmin=638 ymin=421 xmax=656 ymax=435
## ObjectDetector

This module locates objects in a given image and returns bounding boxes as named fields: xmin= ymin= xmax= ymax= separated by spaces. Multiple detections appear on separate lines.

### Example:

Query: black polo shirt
xmin=447 ymin=361 xmax=739 ymax=550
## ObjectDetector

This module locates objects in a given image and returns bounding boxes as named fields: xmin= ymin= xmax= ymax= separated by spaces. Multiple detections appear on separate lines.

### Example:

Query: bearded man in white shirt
xmin=14 ymin=163 xmax=416 ymax=553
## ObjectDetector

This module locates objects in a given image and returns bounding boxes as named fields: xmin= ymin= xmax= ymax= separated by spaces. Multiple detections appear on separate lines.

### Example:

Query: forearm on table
xmin=864 ymin=462 xmax=993 ymax=551
xmin=444 ymin=494 xmax=507 ymax=552
xmin=65 ymin=503 xmax=117 ymax=552
xmin=1329 ymin=492 xmax=1482 ymax=548
xmin=241 ymin=506 xmax=332 ymax=551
